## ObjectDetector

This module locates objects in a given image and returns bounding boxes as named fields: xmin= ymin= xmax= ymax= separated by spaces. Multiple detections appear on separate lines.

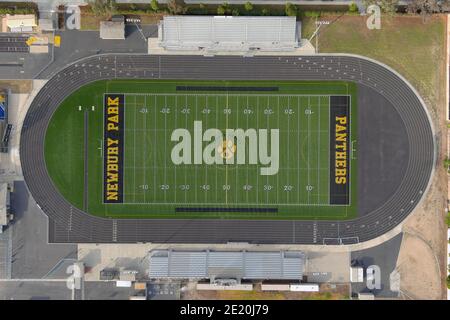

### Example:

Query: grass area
xmin=302 ymin=15 xmax=446 ymax=115
xmin=0 ymin=2 xmax=37 ymax=15
xmin=45 ymin=79 xmax=357 ymax=220
xmin=45 ymin=90 xmax=86 ymax=209
xmin=80 ymin=13 xmax=105 ymax=30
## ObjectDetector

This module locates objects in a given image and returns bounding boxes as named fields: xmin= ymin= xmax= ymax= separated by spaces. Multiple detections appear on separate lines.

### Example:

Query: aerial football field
xmin=45 ymin=80 xmax=357 ymax=220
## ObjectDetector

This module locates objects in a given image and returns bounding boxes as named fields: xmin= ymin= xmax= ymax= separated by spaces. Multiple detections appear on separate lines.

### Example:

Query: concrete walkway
xmin=0 ymin=80 xmax=47 ymax=183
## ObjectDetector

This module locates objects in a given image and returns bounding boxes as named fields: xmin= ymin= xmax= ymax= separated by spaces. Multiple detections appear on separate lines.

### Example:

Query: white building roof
xmin=148 ymin=250 xmax=305 ymax=280
xmin=100 ymin=21 xmax=125 ymax=40
xmin=159 ymin=16 xmax=299 ymax=52
xmin=6 ymin=14 xmax=36 ymax=29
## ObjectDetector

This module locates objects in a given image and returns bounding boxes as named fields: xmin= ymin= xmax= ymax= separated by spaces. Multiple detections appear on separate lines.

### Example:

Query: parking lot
xmin=0 ymin=230 xmax=11 ymax=279
xmin=0 ymin=35 xmax=29 ymax=53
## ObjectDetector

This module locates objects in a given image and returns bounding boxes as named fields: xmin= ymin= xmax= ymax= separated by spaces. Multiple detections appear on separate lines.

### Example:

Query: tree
xmin=88 ymin=0 xmax=117 ymax=17
xmin=304 ymin=11 xmax=321 ymax=18
xmin=217 ymin=4 xmax=226 ymax=15
xmin=363 ymin=0 xmax=398 ymax=15
xmin=198 ymin=3 xmax=208 ymax=14
xmin=407 ymin=0 xmax=441 ymax=22
xmin=244 ymin=1 xmax=253 ymax=12
xmin=150 ymin=0 xmax=159 ymax=12
xmin=349 ymin=2 xmax=359 ymax=13
xmin=285 ymin=2 xmax=298 ymax=17
xmin=232 ymin=8 xmax=240 ymax=16
xmin=440 ymin=0 xmax=450 ymax=12
xmin=261 ymin=8 xmax=269 ymax=16
xmin=444 ymin=157 xmax=450 ymax=168
xmin=217 ymin=2 xmax=230 ymax=15
xmin=167 ymin=0 xmax=187 ymax=15
xmin=407 ymin=0 xmax=440 ymax=14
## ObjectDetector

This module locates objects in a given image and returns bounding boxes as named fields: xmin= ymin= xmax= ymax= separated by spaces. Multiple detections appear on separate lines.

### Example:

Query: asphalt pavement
xmin=0 ymin=35 xmax=29 ymax=53
xmin=351 ymin=233 xmax=403 ymax=298
xmin=9 ymin=181 xmax=77 ymax=279
xmin=0 ymin=281 xmax=72 ymax=300
xmin=0 ymin=25 xmax=157 ymax=80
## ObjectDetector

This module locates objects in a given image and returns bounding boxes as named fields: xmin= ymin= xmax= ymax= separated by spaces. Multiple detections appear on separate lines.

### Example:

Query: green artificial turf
xmin=45 ymin=79 xmax=357 ymax=220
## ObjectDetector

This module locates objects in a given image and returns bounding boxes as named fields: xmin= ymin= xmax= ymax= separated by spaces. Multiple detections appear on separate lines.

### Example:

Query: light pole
xmin=126 ymin=17 xmax=146 ymax=43
xmin=309 ymin=19 xmax=330 ymax=54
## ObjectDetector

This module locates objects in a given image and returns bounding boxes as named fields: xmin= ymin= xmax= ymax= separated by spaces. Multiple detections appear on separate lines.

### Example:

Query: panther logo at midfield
xmin=217 ymin=139 xmax=236 ymax=160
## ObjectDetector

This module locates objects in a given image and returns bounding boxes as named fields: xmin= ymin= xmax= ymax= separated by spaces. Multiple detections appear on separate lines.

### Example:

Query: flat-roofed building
xmin=100 ymin=17 xmax=125 ymax=40
xmin=0 ymin=183 xmax=9 ymax=230
xmin=157 ymin=15 xmax=300 ymax=53
xmin=5 ymin=14 xmax=37 ymax=33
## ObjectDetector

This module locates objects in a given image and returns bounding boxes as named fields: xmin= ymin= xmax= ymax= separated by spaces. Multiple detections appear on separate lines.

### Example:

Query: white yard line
xmin=185 ymin=95 xmax=188 ymax=203
xmin=215 ymin=96 xmax=218 ymax=203
xmin=287 ymin=96 xmax=290 ymax=204
xmin=297 ymin=96 xmax=300 ymax=204
xmin=225 ymin=93 xmax=228 ymax=205
xmin=195 ymin=95 xmax=198 ymax=203
xmin=246 ymin=95 xmax=249 ymax=204
xmin=318 ymin=96 xmax=321 ymax=204
xmin=174 ymin=95 xmax=177 ymax=204
xmin=235 ymin=95 xmax=239 ymax=204
xmin=307 ymin=96 xmax=311 ymax=205
xmin=144 ymin=95 xmax=147 ymax=203
xmin=204 ymin=95 xmax=208 ymax=203
xmin=257 ymin=96 xmax=260 ymax=205
xmin=153 ymin=95 xmax=157 ymax=202
xmin=164 ymin=96 xmax=167 ymax=203
xmin=133 ymin=95 xmax=137 ymax=202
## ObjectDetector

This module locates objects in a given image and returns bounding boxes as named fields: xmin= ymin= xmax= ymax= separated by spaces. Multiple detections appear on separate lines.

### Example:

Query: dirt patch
xmin=80 ymin=13 xmax=164 ymax=30
xmin=396 ymin=16 xmax=448 ymax=300
xmin=396 ymin=233 xmax=443 ymax=299
xmin=398 ymin=160 xmax=448 ymax=300
xmin=80 ymin=6 xmax=165 ymax=31
xmin=0 ymin=80 xmax=33 ymax=93
xmin=182 ymin=283 xmax=349 ymax=300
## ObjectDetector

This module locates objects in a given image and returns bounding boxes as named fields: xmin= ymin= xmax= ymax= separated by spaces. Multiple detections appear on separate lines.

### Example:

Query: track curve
xmin=20 ymin=54 xmax=435 ymax=244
